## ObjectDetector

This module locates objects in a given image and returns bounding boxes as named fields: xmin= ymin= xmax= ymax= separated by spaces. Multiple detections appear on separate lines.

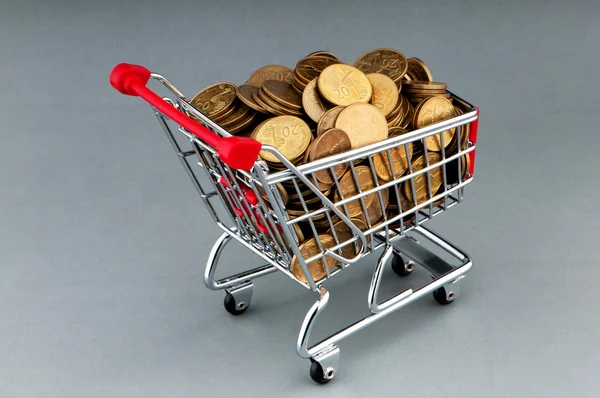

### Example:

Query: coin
xmin=326 ymin=219 xmax=364 ymax=260
xmin=317 ymin=106 xmax=345 ymax=135
xmin=334 ymin=165 xmax=377 ymax=217
xmin=259 ymin=182 xmax=289 ymax=206
xmin=258 ymin=87 xmax=304 ymax=116
xmin=366 ymin=73 xmax=398 ymax=117
xmin=251 ymin=116 xmax=312 ymax=163
xmin=246 ymin=65 xmax=293 ymax=87
xmin=190 ymin=82 xmax=238 ymax=119
xmin=291 ymin=234 xmax=338 ymax=283
xmin=406 ymin=58 xmax=433 ymax=82
xmin=355 ymin=187 xmax=389 ymax=226
xmin=219 ymin=103 xmax=252 ymax=127
xmin=227 ymin=111 xmax=257 ymax=135
xmin=335 ymin=103 xmax=388 ymax=149
xmin=292 ymin=223 xmax=305 ymax=244
xmin=237 ymin=85 xmax=269 ymax=114
xmin=403 ymin=81 xmax=447 ymax=90
xmin=308 ymin=128 xmax=351 ymax=184
xmin=302 ymin=78 xmax=330 ymax=123
xmin=317 ymin=64 xmax=372 ymax=106
xmin=305 ymin=50 xmax=339 ymax=60
xmin=262 ymin=80 xmax=303 ymax=111
xmin=403 ymin=153 xmax=443 ymax=204
xmin=295 ymin=56 xmax=340 ymax=83
xmin=413 ymin=97 xmax=456 ymax=151
xmin=252 ymin=90 xmax=285 ymax=116
xmin=354 ymin=48 xmax=408 ymax=83
xmin=373 ymin=135 xmax=413 ymax=181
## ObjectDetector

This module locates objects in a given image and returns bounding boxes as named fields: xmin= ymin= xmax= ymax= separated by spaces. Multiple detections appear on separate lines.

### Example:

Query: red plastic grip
xmin=110 ymin=63 xmax=261 ymax=171
xmin=468 ymin=106 xmax=480 ymax=176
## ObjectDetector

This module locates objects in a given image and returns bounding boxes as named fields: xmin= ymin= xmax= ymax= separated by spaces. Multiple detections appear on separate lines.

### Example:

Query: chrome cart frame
xmin=110 ymin=63 xmax=480 ymax=384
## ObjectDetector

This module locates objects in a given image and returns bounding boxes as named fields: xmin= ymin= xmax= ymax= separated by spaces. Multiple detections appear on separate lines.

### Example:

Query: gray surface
xmin=1 ymin=0 xmax=599 ymax=396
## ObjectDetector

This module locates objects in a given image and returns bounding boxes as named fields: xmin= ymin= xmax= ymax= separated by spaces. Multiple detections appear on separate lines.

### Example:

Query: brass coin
xmin=246 ymin=65 xmax=293 ymax=88
xmin=219 ymin=103 xmax=252 ymax=127
xmin=308 ymin=128 xmax=351 ymax=184
xmin=406 ymin=58 xmax=433 ymax=82
xmin=366 ymin=73 xmax=398 ymax=117
xmin=403 ymin=153 xmax=443 ymax=204
xmin=318 ymin=64 xmax=372 ymax=106
xmin=252 ymin=90 xmax=285 ymax=116
xmin=237 ymin=85 xmax=269 ymax=114
xmin=258 ymin=87 xmax=304 ymax=116
xmin=354 ymin=187 xmax=389 ymax=227
xmin=335 ymin=103 xmax=388 ymax=149
xmin=295 ymin=56 xmax=340 ymax=84
xmin=211 ymin=99 xmax=240 ymax=123
xmin=302 ymin=78 xmax=330 ymax=123
xmin=259 ymin=182 xmax=289 ymax=206
xmin=262 ymin=80 xmax=303 ymax=111
xmin=326 ymin=219 xmax=365 ymax=260
xmin=227 ymin=111 xmax=257 ymax=135
xmin=414 ymin=97 xmax=456 ymax=151
xmin=292 ymin=223 xmax=305 ymax=244
xmin=403 ymin=81 xmax=447 ymax=90
xmin=373 ymin=131 xmax=413 ymax=181
xmin=190 ymin=82 xmax=238 ymax=120
xmin=305 ymin=51 xmax=339 ymax=60
xmin=317 ymin=106 xmax=345 ymax=135
xmin=354 ymin=48 xmax=408 ymax=83
xmin=251 ymin=116 xmax=312 ymax=163
xmin=291 ymin=235 xmax=338 ymax=283
xmin=334 ymin=165 xmax=378 ymax=217
xmin=387 ymin=93 xmax=403 ymax=119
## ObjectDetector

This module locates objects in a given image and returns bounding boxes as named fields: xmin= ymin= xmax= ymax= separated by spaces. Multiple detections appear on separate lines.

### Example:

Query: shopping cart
xmin=110 ymin=63 xmax=480 ymax=384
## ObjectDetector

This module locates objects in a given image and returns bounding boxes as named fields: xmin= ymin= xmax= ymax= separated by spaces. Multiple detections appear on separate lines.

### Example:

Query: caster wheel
xmin=433 ymin=286 xmax=455 ymax=305
xmin=224 ymin=292 xmax=249 ymax=315
xmin=391 ymin=253 xmax=414 ymax=277
xmin=310 ymin=359 xmax=335 ymax=384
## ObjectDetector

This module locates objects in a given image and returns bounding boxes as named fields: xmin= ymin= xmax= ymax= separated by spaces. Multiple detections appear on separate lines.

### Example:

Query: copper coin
xmin=295 ymin=56 xmax=340 ymax=83
xmin=317 ymin=106 xmax=345 ymax=135
xmin=190 ymin=82 xmax=238 ymax=120
xmin=406 ymin=58 xmax=433 ymax=82
xmin=302 ymin=78 xmax=330 ymax=123
xmin=334 ymin=165 xmax=378 ymax=217
xmin=237 ymin=85 xmax=269 ymax=114
xmin=291 ymin=234 xmax=338 ymax=283
xmin=308 ymin=128 xmax=351 ymax=184
xmin=262 ymin=80 xmax=303 ymax=111
xmin=246 ymin=65 xmax=293 ymax=88
xmin=354 ymin=48 xmax=408 ymax=83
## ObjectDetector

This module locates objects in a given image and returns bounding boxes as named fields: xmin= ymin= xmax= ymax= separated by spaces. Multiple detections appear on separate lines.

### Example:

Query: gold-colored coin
xmin=305 ymin=50 xmax=339 ymax=60
xmin=403 ymin=81 xmax=447 ymax=90
xmin=219 ymin=103 xmax=252 ymax=127
xmin=334 ymin=165 xmax=377 ymax=217
xmin=258 ymin=87 xmax=304 ymax=116
xmin=317 ymin=64 xmax=372 ymax=106
xmin=251 ymin=116 xmax=312 ymax=163
xmin=373 ymin=129 xmax=413 ymax=181
xmin=414 ymin=97 xmax=456 ymax=151
xmin=190 ymin=82 xmax=237 ymax=119
xmin=406 ymin=58 xmax=433 ymax=82
xmin=335 ymin=103 xmax=388 ymax=149
xmin=326 ymin=219 xmax=365 ymax=260
xmin=251 ymin=90 xmax=285 ymax=116
xmin=292 ymin=223 xmax=305 ymax=244
xmin=295 ymin=56 xmax=340 ymax=83
xmin=354 ymin=48 xmax=408 ymax=83
xmin=258 ymin=182 xmax=289 ymax=206
xmin=237 ymin=85 xmax=269 ymax=114
xmin=403 ymin=153 xmax=443 ymax=204
xmin=366 ymin=73 xmax=398 ymax=117
xmin=302 ymin=78 xmax=330 ymax=123
xmin=355 ymin=188 xmax=389 ymax=226
xmin=246 ymin=65 xmax=293 ymax=88
xmin=308 ymin=128 xmax=351 ymax=184
xmin=262 ymin=80 xmax=303 ymax=111
xmin=317 ymin=106 xmax=345 ymax=135
xmin=227 ymin=111 xmax=257 ymax=135
xmin=291 ymin=234 xmax=338 ymax=283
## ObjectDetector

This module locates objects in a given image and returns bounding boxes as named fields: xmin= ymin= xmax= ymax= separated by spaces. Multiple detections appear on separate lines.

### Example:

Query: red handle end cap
xmin=110 ymin=63 xmax=151 ymax=96
xmin=217 ymin=137 xmax=262 ymax=171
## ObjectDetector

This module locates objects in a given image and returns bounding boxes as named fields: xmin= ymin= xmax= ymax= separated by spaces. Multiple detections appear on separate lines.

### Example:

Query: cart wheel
xmin=391 ymin=253 xmax=414 ymax=277
xmin=224 ymin=292 xmax=249 ymax=315
xmin=310 ymin=359 xmax=334 ymax=384
xmin=433 ymin=286 xmax=455 ymax=305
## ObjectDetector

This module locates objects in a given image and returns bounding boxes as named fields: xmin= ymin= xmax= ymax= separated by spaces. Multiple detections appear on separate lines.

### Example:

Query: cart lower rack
xmin=110 ymin=63 xmax=480 ymax=384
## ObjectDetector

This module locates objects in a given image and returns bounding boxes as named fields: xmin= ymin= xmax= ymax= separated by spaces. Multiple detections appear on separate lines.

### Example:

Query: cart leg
xmin=205 ymin=232 xmax=278 ymax=314
xmin=297 ymin=287 xmax=340 ymax=384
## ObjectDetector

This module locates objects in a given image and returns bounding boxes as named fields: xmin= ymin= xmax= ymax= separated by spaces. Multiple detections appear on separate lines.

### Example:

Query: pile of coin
xmin=189 ymin=48 xmax=471 ymax=283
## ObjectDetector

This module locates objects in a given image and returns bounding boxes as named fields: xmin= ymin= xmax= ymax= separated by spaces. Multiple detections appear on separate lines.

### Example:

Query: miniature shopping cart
xmin=110 ymin=63 xmax=480 ymax=384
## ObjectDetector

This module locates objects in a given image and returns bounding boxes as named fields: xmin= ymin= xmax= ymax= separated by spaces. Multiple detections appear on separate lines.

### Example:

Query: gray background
xmin=2 ymin=0 xmax=599 ymax=396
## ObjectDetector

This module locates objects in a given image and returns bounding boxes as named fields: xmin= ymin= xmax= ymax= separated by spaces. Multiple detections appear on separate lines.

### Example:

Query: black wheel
xmin=391 ymin=253 xmax=414 ymax=277
xmin=310 ymin=360 xmax=333 ymax=384
xmin=433 ymin=286 xmax=455 ymax=305
xmin=224 ymin=292 xmax=248 ymax=315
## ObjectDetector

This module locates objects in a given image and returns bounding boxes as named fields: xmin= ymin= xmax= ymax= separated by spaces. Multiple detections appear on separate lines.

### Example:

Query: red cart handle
xmin=109 ymin=63 xmax=261 ymax=171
